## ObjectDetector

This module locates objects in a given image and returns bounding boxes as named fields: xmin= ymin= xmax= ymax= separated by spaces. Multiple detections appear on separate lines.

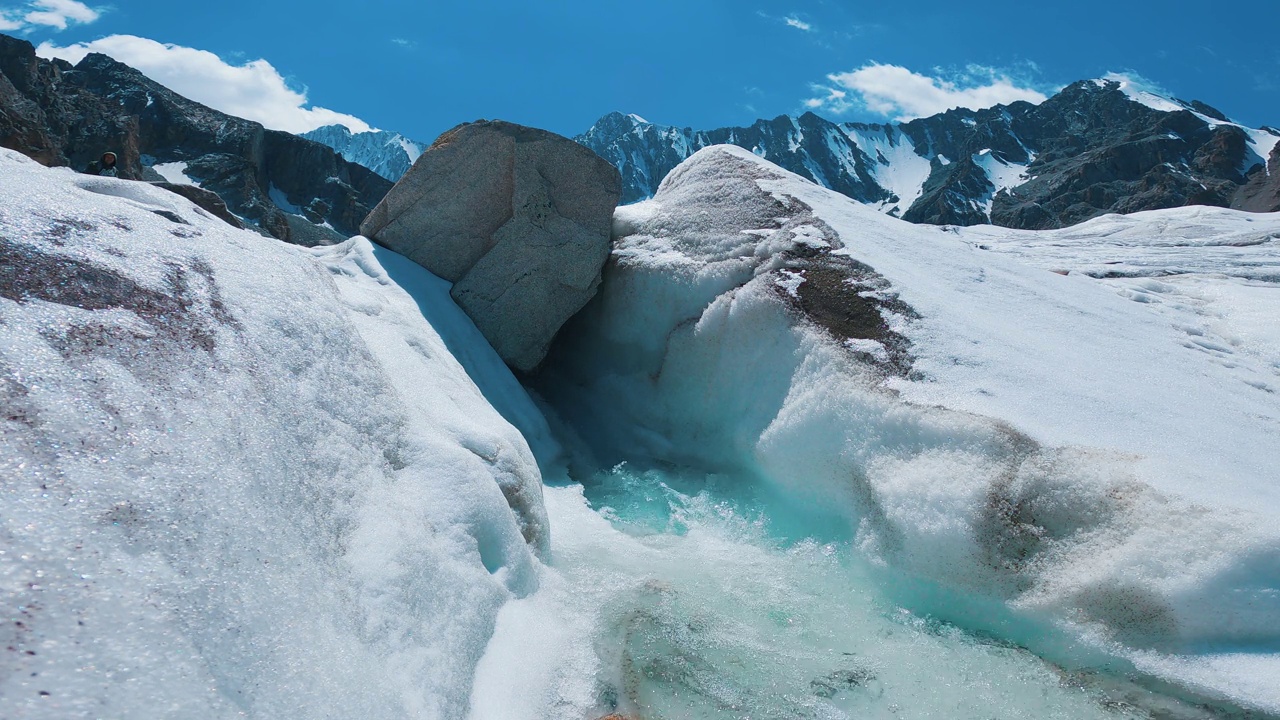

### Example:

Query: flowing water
xmin=499 ymin=464 xmax=1230 ymax=720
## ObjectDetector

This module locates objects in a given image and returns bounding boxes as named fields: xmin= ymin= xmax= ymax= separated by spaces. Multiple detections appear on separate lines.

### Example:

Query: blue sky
xmin=5 ymin=0 xmax=1278 ymax=142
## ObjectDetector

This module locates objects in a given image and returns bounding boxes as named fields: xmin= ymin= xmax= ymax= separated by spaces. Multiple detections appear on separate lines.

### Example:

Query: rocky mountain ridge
xmin=301 ymin=124 xmax=424 ymax=182
xmin=0 ymin=33 xmax=391 ymax=245
xmin=577 ymin=80 xmax=1280 ymax=230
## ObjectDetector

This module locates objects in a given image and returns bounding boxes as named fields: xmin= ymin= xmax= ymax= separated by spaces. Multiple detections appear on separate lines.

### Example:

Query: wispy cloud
xmin=757 ymin=10 xmax=816 ymax=33
xmin=38 ymin=35 xmax=374 ymax=134
xmin=0 ymin=0 xmax=100 ymax=32
xmin=806 ymin=63 xmax=1049 ymax=120
xmin=804 ymin=85 xmax=850 ymax=113
xmin=784 ymin=15 xmax=813 ymax=32
xmin=1100 ymin=70 xmax=1171 ymax=98
xmin=390 ymin=37 xmax=417 ymax=49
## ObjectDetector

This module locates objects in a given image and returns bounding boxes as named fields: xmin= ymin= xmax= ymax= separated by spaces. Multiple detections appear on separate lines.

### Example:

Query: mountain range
xmin=301 ymin=124 xmax=423 ymax=182
xmin=4 ymin=28 xmax=1280 ymax=240
xmin=0 ymin=33 xmax=390 ymax=245
xmin=575 ymin=79 xmax=1280 ymax=229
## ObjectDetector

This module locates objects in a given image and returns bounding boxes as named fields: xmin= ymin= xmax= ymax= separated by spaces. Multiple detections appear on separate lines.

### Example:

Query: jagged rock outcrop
xmin=0 ymin=33 xmax=390 ymax=245
xmin=0 ymin=34 xmax=139 ymax=172
xmin=361 ymin=120 xmax=621 ymax=373
xmin=149 ymin=182 xmax=246 ymax=229
xmin=1233 ymin=141 xmax=1280 ymax=212
xmin=578 ymin=80 xmax=1280 ymax=230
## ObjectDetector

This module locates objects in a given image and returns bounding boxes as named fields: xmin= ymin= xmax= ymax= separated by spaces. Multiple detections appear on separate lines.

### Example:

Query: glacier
xmin=533 ymin=146 xmax=1280 ymax=716
xmin=0 ymin=148 xmax=546 ymax=719
xmin=3 ymin=141 xmax=1280 ymax=719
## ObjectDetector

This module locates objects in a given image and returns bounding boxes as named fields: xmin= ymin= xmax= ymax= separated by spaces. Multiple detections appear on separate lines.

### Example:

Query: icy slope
xmin=537 ymin=145 xmax=1280 ymax=713
xmin=0 ymin=148 xmax=546 ymax=719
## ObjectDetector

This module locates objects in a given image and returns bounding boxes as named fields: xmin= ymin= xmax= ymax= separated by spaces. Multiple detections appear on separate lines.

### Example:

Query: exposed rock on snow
xmin=362 ymin=120 xmax=622 ymax=373
xmin=0 ymin=148 xmax=548 ymax=718
xmin=538 ymin=144 xmax=1280 ymax=712
xmin=611 ymin=143 xmax=918 ymax=378
xmin=150 ymin=181 xmax=246 ymax=228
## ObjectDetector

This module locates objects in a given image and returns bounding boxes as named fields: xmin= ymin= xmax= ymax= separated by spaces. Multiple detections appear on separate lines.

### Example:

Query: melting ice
xmin=3 ymin=143 xmax=1280 ymax=719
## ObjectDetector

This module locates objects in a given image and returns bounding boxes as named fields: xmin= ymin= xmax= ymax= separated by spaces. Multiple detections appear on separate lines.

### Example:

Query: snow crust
xmin=0 ymin=149 xmax=546 ymax=718
xmin=151 ymin=161 xmax=198 ymax=186
xmin=537 ymin=144 xmax=1280 ymax=713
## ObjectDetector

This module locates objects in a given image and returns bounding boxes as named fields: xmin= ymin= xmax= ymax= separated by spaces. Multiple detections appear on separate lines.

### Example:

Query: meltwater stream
xmin=472 ymin=464 xmax=1218 ymax=720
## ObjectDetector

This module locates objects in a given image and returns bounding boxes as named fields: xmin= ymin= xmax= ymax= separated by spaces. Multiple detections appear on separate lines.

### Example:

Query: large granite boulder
xmin=361 ymin=120 xmax=622 ymax=373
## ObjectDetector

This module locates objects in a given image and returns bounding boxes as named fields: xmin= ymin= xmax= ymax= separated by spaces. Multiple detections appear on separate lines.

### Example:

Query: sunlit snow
xmin=0 ymin=149 xmax=545 ymax=719
xmin=151 ymin=160 xmax=198 ymax=186
xmin=4 ymin=142 xmax=1280 ymax=719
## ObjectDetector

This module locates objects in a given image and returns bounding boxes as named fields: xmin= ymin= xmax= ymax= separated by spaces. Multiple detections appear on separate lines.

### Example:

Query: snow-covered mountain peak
xmin=1092 ymin=72 xmax=1191 ymax=113
xmin=301 ymin=124 xmax=426 ymax=182
xmin=579 ymin=79 xmax=1280 ymax=230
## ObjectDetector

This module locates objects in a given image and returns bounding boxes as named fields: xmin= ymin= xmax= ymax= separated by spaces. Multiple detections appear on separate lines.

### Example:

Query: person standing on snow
xmin=87 ymin=151 xmax=119 ymax=177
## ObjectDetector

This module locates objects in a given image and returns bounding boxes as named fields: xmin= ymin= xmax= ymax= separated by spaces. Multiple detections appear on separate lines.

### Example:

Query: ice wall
xmin=0 ymin=149 xmax=547 ymax=719
xmin=536 ymin=145 xmax=1280 ymax=712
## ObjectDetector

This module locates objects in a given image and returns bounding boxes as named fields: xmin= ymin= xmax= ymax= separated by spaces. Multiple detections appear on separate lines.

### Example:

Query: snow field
xmin=0 ymin=149 xmax=546 ymax=719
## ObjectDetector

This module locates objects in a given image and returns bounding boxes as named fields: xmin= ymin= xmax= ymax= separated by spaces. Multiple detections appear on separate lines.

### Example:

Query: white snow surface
xmin=267 ymin=182 xmax=302 ymax=214
xmin=150 ymin=161 xmax=198 ymax=186
xmin=972 ymin=149 xmax=1029 ymax=215
xmin=844 ymin=125 xmax=933 ymax=214
xmin=1103 ymin=73 xmax=1187 ymax=114
xmin=539 ymin=145 xmax=1280 ymax=713
xmin=0 ymin=149 xmax=548 ymax=719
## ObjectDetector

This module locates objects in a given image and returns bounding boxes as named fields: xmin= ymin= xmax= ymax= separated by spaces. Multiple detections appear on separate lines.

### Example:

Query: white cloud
xmin=784 ymin=16 xmax=812 ymax=32
xmin=1101 ymin=71 xmax=1170 ymax=97
xmin=806 ymin=63 xmax=1049 ymax=121
xmin=804 ymin=85 xmax=851 ymax=113
xmin=36 ymin=35 xmax=373 ymax=134
xmin=1 ymin=0 xmax=100 ymax=31
xmin=757 ymin=10 xmax=816 ymax=33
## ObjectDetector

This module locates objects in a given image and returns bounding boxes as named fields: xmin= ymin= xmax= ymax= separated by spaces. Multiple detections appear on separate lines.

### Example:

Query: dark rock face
xmin=577 ymin=81 xmax=1280 ymax=230
xmin=150 ymin=182 xmax=246 ymax=229
xmin=1233 ymin=143 xmax=1280 ymax=212
xmin=0 ymin=35 xmax=140 ymax=174
xmin=0 ymin=34 xmax=391 ymax=245
xmin=362 ymin=120 xmax=622 ymax=373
